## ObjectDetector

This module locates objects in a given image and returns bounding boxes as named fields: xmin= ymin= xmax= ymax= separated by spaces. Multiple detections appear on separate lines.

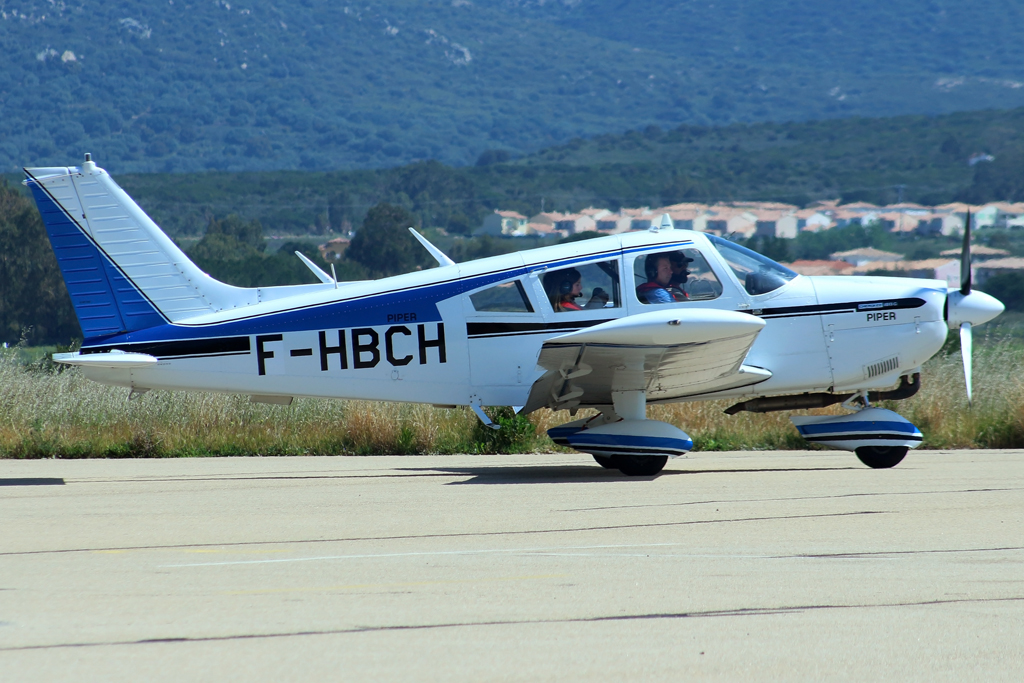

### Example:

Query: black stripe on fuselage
xmin=81 ymin=336 xmax=251 ymax=359
xmin=467 ymin=319 xmax=613 ymax=338
xmin=754 ymin=297 xmax=927 ymax=319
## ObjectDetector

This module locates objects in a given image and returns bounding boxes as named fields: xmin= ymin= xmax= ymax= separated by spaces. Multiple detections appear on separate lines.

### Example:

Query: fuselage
xmin=75 ymin=229 xmax=950 ymax=408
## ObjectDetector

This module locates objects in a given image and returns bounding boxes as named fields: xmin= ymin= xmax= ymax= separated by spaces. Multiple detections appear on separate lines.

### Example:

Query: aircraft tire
xmin=592 ymin=455 xmax=617 ymax=469
xmin=611 ymin=455 xmax=669 ymax=476
xmin=854 ymin=446 xmax=909 ymax=469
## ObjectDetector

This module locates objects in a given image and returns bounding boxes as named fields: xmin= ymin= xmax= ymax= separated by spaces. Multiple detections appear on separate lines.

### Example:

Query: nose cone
xmin=947 ymin=289 xmax=1005 ymax=329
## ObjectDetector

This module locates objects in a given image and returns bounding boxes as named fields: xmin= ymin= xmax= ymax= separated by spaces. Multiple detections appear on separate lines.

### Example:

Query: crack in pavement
xmin=4 ymin=595 xmax=1022 ymax=652
xmin=0 ymin=510 xmax=888 ymax=557
xmin=561 ymin=487 xmax=1022 ymax=512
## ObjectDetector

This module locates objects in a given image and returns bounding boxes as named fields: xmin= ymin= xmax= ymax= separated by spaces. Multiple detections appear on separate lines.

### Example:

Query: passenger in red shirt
xmin=544 ymin=268 xmax=584 ymax=311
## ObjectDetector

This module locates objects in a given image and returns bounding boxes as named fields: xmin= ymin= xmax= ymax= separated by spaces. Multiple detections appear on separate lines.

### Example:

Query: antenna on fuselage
xmin=408 ymin=228 xmax=456 ymax=267
xmin=649 ymin=213 xmax=674 ymax=232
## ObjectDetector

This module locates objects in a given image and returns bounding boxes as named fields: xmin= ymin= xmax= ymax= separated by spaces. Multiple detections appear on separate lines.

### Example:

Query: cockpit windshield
xmin=707 ymin=235 xmax=798 ymax=296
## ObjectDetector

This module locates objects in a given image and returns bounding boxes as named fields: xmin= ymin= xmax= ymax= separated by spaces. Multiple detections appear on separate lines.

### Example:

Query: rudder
xmin=24 ymin=157 xmax=253 ymax=341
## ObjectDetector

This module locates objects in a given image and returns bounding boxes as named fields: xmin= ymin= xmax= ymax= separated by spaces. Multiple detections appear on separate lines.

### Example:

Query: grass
xmin=2 ymin=335 xmax=1023 ymax=459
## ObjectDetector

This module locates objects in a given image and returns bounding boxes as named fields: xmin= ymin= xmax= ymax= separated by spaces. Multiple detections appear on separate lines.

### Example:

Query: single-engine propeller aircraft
xmin=25 ymin=156 xmax=1005 ymax=475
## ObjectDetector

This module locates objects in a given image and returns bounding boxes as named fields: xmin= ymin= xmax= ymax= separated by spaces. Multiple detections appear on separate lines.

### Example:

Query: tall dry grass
xmin=2 ymin=338 xmax=1023 ymax=458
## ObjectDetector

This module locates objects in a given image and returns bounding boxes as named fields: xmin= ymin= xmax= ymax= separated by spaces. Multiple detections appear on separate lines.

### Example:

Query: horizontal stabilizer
xmin=53 ymin=350 xmax=158 ymax=369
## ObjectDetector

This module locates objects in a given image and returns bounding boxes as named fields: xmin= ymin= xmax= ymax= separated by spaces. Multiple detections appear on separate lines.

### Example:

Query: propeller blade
xmin=960 ymin=322 xmax=973 ymax=405
xmin=960 ymin=209 xmax=972 ymax=295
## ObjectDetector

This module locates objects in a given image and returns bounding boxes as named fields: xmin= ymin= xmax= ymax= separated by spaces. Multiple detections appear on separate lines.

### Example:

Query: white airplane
xmin=25 ymin=156 xmax=1005 ymax=475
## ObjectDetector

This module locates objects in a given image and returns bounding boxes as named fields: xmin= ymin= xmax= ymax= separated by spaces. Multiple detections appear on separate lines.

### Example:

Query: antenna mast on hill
xmin=895 ymin=184 xmax=907 ymax=232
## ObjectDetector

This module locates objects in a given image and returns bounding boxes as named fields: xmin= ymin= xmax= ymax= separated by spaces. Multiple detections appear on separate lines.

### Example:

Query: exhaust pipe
xmin=725 ymin=373 xmax=921 ymax=415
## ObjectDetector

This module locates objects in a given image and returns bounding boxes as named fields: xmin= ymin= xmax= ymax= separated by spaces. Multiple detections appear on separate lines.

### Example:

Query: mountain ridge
xmin=3 ymin=0 xmax=1024 ymax=172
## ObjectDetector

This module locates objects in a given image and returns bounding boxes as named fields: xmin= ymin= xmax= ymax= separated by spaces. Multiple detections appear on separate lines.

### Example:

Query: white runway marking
xmin=160 ymin=541 xmax=845 ymax=568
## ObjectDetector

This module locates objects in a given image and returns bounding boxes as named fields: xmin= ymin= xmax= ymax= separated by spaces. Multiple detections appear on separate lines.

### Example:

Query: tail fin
xmin=24 ymin=157 xmax=251 ymax=340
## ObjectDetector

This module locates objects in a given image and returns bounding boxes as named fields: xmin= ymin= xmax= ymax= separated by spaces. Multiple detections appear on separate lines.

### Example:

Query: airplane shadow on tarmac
xmin=398 ymin=465 xmax=858 ymax=485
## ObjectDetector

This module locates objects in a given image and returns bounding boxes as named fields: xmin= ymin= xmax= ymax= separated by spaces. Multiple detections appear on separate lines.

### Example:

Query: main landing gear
xmin=547 ymin=390 xmax=692 ymax=477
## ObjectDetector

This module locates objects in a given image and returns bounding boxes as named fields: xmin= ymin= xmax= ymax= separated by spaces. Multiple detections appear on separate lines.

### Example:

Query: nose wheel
xmin=854 ymin=446 xmax=908 ymax=469
xmin=591 ymin=453 xmax=669 ymax=475
xmin=608 ymin=454 xmax=669 ymax=476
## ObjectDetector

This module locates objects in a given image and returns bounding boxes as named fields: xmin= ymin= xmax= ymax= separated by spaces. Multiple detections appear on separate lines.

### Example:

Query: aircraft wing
xmin=522 ymin=308 xmax=770 ymax=414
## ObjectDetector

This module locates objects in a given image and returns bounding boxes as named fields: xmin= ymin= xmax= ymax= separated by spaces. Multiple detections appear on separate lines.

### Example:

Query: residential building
xmin=831 ymin=247 xmax=905 ymax=267
xmin=782 ymin=259 xmax=856 ymax=276
xmin=938 ymin=245 xmax=1010 ymax=261
xmin=318 ymin=237 xmax=350 ymax=261
xmin=478 ymin=209 xmax=528 ymax=236
xmin=852 ymin=259 xmax=963 ymax=288
xmin=975 ymin=257 xmax=1024 ymax=285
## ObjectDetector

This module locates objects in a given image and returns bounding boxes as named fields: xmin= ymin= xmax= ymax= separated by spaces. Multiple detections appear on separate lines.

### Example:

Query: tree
xmin=476 ymin=149 xmax=511 ymax=166
xmin=188 ymin=215 xmax=265 ymax=263
xmin=345 ymin=203 xmax=423 ymax=277
xmin=959 ymin=153 xmax=1024 ymax=204
xmin=0 ymin=183 xmax=80 ymax=344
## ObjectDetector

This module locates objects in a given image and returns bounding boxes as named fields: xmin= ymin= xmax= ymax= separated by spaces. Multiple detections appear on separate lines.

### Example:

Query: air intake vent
xmin=865 ymin=355 xmax=899 ymax=379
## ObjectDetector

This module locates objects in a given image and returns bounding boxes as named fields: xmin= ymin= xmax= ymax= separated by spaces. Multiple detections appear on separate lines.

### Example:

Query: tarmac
xmin=1 ymin=449 xmax=1022 ymax=682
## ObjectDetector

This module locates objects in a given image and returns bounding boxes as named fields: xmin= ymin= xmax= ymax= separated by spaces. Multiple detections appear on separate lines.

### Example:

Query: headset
xmin=545 ymin=268 xmax=582 ymax=297
xmin=645 ymin=252 xmax=693 ymax=281
xmin=644 ymin=254 xmax=667 ymax=281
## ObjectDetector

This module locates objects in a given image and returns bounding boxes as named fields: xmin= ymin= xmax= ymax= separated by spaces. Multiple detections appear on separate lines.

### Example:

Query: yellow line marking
xmin=223 ymin=574 xmax=566 ymax=595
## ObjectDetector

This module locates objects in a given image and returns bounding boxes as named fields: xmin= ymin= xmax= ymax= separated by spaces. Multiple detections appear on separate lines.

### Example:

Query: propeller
xmin=960 ymin=209 xmax=972 ymax=296
xmin=946 ymin=209 xmax=1003 ymax=404
xmin=960 ymin=209 xmax=972 ymax=403
xmin=960 ymin=322 xmax=973 ymax=405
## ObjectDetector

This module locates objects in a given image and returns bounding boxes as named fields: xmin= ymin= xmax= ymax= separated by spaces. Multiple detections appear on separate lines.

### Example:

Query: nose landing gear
xmin=791 ymin=391 xmax=922 ymax=468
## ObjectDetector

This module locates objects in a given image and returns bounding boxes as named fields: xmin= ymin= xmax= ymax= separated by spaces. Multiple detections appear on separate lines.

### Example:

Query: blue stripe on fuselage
xmin=78 ymin=237 xmax=697 ymax=349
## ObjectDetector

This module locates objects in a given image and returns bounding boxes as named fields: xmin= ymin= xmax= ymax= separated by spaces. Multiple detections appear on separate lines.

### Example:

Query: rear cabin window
xmin=542 ymin=259 xmax=621 ymax=313
xmin=632 ymin=248 xmax=723 ymax=304
xmin=469 ymin=280 xmax=534 ymax=313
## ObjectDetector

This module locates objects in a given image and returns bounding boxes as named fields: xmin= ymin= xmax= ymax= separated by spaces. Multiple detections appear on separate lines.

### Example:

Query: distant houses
xmin=475 ymin=200 xmax=1024 ymax=241
xmin=781 ymin=245 xmax=1024 ymax=288
xmin=470 ymin=200 xmax=1024 ymax=283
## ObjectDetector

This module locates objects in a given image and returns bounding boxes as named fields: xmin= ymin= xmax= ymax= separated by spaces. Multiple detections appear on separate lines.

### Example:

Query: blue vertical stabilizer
xmin=26 ymin=175 xmax=165 ymax=340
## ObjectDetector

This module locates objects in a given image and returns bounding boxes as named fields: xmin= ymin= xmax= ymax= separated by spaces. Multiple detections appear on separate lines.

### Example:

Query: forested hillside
xmin=99 ymin=106 xmax=1024 ymax=238
xmin=3 ymin=0 xmax=1024 ymax=173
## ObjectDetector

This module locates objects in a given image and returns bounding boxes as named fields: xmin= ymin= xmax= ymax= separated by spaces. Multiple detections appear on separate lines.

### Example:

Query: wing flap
xmin=523 ymin=308 xmax=768 ymax=413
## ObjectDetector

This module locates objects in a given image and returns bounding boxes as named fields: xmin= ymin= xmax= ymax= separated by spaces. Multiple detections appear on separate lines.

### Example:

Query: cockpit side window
xmin=632 ymin=248 xmax=723 ymax=304
xmin=542 ymin=259 xmax=621 ymax=313
xmin=469 ymin=280 xmax=534 ymax=313
xmin=707 ymin=235 xmax=797 ymax=296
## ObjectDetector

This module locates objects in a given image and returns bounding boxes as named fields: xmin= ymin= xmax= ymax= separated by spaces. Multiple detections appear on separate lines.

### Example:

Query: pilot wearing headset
xmin=637 ymin=253 xmax=689 ymax=304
